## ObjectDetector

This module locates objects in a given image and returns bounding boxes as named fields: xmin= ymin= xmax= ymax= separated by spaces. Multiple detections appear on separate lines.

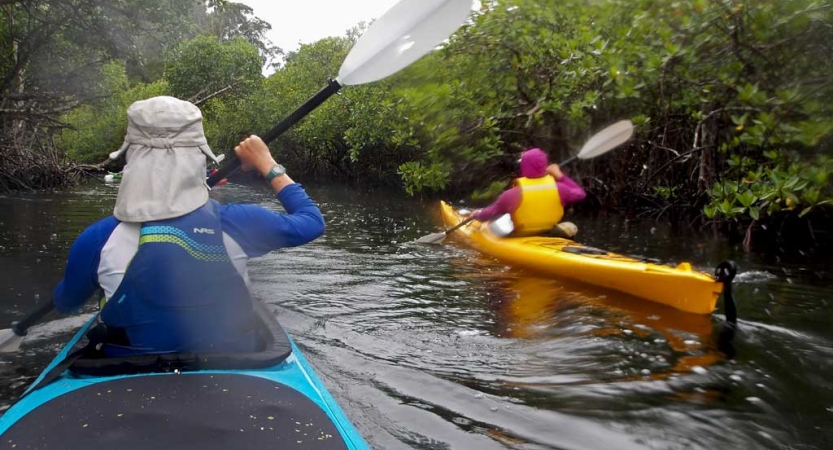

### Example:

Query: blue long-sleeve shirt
xmin=53 ymin=184 xmax=324 ymax=314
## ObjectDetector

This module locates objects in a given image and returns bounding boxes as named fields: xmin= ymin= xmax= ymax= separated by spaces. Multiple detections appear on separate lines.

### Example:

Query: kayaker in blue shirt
xmin=52 ymin=96 xmax=324 ymax=356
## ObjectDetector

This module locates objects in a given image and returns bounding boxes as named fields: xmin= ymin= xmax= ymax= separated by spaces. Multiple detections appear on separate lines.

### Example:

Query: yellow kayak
xmin=440 ymin=201 xmax=723 ymax=314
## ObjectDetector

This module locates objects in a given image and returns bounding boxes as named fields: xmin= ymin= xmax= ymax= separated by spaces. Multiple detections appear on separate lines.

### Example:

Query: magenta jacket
xmin=471 ymin=176 xmax=586 ymax=222
xmin=472 ymin=148 xmax=586 ymax=222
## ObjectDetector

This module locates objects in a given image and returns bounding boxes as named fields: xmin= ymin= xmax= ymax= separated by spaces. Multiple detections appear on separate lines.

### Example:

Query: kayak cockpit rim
xmin=24 ymin=300 xmax=292 ymax=395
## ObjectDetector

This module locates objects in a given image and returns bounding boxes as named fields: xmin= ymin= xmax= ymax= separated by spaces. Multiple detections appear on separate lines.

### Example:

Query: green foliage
xmin=60 ymin=35 xmax=264 ymax=163
xmin=653 ymin=186 xmax=678 ymax=201
xmin=59 ymin=64 xmax=169 ymax=162
xmin=202 ymin=1 xmax=282 ymax=67
xmin=384 ymin=0 xmax=615 ymax=190
xmin=387 ymin=0 xmax=832 ymax=229
xmin=229 ymin=37 xmax=425 ymax=183
xmin=397 ymin=161 xmax=450 ymax=196
xmin=0 ymin=0 xmax=280 ymax=192
xmin=48 ymin=0 xmax=831 ymax=237
xmin=0 ymin=0 xmax=199 ymax=96
xmin=261 ymin=38 xmax=355 ymax=171
xmin=704 ymin=155 xmax=833 ymax=222
xmin=160 ymin=35 xmax=264 ymax=157
xmin=165 ymin=36 xmax=262 ymax=100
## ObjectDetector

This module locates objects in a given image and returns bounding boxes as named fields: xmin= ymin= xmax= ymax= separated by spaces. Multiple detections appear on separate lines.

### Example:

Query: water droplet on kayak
xmin=452 ymin=417 xmax=472 ymax=426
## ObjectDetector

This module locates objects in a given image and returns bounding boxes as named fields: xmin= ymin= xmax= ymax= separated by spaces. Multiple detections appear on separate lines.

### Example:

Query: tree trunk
xmin=697 ymin=117 xmax=717 ymax=195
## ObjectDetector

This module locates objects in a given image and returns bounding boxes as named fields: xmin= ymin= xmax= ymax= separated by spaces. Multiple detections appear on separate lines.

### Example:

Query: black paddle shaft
xmin=206 ymin=79 xmax=343 ymax=187
xmin=445 ymin=216 xmax=475 ymax=235
xmin=559 ymin=155 xmax=578 ymax=167
xmin=11 ymin=301 xmax=54 ymax=336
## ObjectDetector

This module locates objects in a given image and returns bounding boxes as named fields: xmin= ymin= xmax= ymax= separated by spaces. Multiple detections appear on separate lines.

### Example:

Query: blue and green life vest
xmin=100 ymin=202 xmax=256 ymax=355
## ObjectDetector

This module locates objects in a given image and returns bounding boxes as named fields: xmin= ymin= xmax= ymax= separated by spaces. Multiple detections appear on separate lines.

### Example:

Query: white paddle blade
xmin=337 ymin=0 xmax=473 ymax=86
xmin=577 ymin=120 xmax=634 ymax=160
xmin=0 ymin=328 xmax=23 ymax=353
xmin=415 ymin=232 xmax=448 ymax=244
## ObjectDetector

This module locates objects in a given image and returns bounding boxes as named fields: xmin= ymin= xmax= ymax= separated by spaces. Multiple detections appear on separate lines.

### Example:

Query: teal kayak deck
xmin=0 ymin=305 xmax=369 ymax=449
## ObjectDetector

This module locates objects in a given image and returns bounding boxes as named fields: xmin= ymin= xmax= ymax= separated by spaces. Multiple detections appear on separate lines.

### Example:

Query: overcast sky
xmin=239 ymin=0 xmax=400 ymax=55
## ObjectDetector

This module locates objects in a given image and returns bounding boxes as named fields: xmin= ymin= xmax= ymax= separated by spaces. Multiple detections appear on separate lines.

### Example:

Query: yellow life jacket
xmin=511 ymin=176 xmax=563 ymax=236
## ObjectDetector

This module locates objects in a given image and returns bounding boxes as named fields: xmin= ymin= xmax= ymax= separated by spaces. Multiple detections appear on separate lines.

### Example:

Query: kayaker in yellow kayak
xmin=471 ymin=148 xmax=586 ymax=237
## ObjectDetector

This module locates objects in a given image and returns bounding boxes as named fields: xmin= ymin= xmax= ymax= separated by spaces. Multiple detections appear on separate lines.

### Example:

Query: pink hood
xmin=519 ymin=148 xmax=548 ymax=178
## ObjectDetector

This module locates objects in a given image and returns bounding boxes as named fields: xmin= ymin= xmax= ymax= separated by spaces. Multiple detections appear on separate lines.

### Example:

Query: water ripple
xmin=0 ymin=183 xmax=831 ymax=449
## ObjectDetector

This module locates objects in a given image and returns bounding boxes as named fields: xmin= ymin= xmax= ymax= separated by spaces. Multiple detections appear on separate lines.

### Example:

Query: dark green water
xmin=0 ymin=182 xmax=830 ymax=449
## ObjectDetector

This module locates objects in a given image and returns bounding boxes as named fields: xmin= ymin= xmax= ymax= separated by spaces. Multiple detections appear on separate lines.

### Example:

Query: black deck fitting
xmin=715 ymin=260 xmax=738 ymax=358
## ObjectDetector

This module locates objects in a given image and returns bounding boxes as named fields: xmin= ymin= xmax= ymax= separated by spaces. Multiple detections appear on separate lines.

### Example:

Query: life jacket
xmin=100 ymin=201 xmax=256 ymax=355
xmin=511 ymin=175 xmax=564 ymax=236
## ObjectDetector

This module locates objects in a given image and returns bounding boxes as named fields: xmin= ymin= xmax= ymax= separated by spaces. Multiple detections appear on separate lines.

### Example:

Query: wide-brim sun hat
xmin=110 ymin=96 xmax=221 ymax=223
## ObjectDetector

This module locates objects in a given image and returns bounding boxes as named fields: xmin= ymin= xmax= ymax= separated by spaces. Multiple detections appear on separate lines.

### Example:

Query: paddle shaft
xmin=444 ymin=216 xmax=475 ymax=235
xmin=11 ymin=301 xmax=53 ymax=336
xmin=559 ymin=155 xmax=577 ymax=167
xmin=206 ymin=79 xmax=343 ymax=187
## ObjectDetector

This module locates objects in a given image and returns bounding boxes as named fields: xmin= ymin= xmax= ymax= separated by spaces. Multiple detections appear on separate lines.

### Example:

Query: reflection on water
xmin=488 ymin=270 xmax=721 ymax=378
xmin=0 ymin=182 xmax=831 ymax=449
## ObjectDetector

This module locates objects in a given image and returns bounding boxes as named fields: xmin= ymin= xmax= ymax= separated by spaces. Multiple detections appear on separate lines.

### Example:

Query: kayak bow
xmin=0 ymin=301 xmax=370 ymax=450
